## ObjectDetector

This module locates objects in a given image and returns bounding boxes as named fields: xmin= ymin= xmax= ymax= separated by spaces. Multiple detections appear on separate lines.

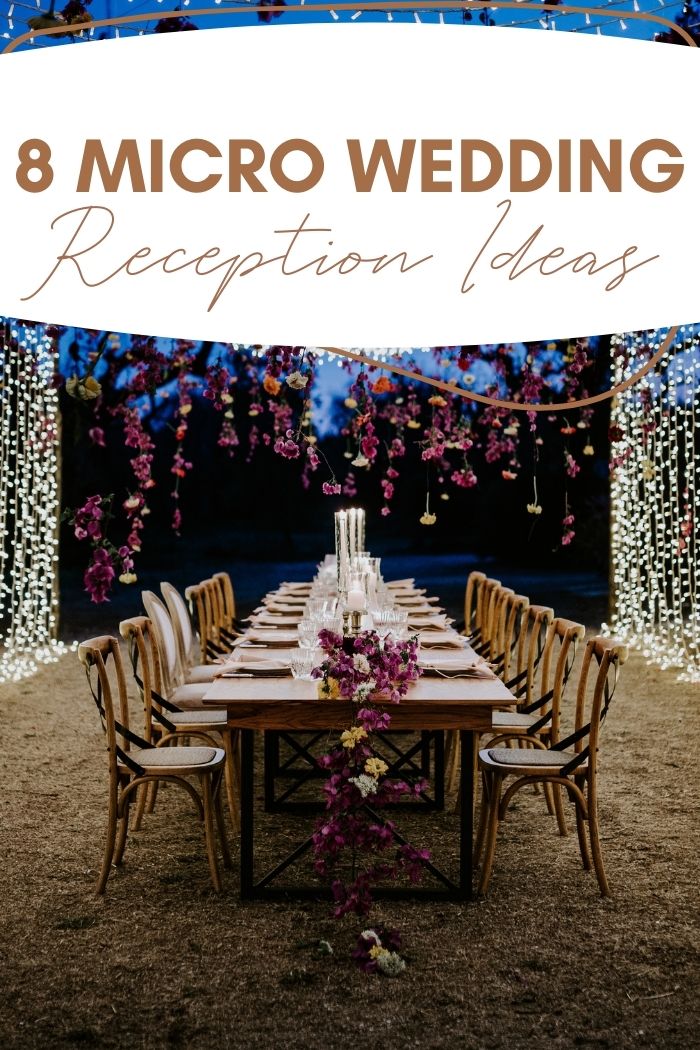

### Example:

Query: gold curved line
xmin=319 ymin=327 xmax=679 ymax=412
xmin=2 ymin=2 xmax=696 ymax=55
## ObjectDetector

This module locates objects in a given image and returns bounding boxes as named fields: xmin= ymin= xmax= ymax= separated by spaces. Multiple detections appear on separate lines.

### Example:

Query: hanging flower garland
xmin=54 ymin=334 xmax=604 ymax=600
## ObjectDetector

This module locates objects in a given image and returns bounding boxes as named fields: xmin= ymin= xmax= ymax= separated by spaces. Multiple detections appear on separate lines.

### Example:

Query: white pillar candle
xmin=347 ymin=587 xmax=365 ymax=612
xmin=358 ymin=508 xmax=366 ymax=553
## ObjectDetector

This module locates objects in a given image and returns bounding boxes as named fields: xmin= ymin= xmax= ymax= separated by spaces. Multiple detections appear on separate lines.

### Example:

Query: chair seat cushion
xmin=487 ymin=747 xmax=581 ymax=769
xmin=492 ymin=711 xmax=538 ymax=729
xmin=186 ymin=665 xmax=220 ymax=684
xmin=171 ymin=684 xmax=209 ymax=709
xmin=125 ymin=745 xmax=219 ymax=769
xmin=168 ymin=709 xmax=227 ymax=726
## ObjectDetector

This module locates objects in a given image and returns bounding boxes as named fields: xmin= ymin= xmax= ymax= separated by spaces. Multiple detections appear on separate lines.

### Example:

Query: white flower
xmin=420 ymin=512 xmax=436 ymax=526
xmin=583 ymin=444 xmax=595 ymax=456
xmin=349 ymin=774 xmax=378 ymax=798
xmin=377 ymin=951 xmax=406 ymax=977
xmin=353 ymin=653 xmax=371 ymax=674
xmin=351 ymin=454 xmax=370 ymax=468
xmin=119 ymin=572 xmax=137 ymax=585
xmin=286 ymin=370 xmax=308 ymax=390
xmin=527 ymin=503 xmax=542 ymax=516
xmin=361 ymin=929 xmax=380 ymax=943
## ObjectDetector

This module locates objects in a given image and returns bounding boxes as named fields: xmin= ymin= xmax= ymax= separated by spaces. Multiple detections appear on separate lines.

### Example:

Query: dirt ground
xmin=1 ymin=639 xmax=699 ymax=1050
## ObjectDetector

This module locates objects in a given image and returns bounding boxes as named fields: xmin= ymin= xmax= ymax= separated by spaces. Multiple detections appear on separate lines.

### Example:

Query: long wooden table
xmin=204 ymin=672 xmax=515 ymax=900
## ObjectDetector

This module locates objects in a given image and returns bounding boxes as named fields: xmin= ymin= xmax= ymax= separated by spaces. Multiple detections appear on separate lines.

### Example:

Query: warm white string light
xmin=0 ymin=319 xmax=70 ymax=683
xmin=605 ymin=325 xmax=700 ymax=682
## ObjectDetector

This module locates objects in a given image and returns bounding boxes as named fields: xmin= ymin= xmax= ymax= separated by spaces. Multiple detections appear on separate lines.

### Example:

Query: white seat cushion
xmin=122 ymin=745 xmax=220 ymax=769
xmin=168 ymin=709 xmax=227 ymax=726
xmin=492 ymin=711 xmax=539 ymax=729
xmin=485 ymin=747 xmax=586 ymax=773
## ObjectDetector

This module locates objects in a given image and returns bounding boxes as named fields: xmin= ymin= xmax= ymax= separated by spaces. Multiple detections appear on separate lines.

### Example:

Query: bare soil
xmin=1 ymin=645 xmax=698 ymax=1050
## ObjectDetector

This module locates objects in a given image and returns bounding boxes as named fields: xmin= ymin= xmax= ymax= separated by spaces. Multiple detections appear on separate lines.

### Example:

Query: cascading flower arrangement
xmin=311 ymin=628 xmax=430 ymax=972
xmin=48 ymin=328 xmax=611 ymax=601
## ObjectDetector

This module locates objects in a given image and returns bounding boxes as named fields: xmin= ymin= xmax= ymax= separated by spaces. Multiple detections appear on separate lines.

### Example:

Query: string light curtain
xmin=0 ymin=319 xmax=64 ymax=682
xmin=607 ymin=325 xmax=700 ymax=682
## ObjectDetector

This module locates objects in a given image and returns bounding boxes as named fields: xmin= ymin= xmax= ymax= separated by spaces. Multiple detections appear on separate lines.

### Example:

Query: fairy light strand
xmin=0 ymin=319 xmax=70 ymax=683
xmin=605 ymin=324 xmax=700 ymax=682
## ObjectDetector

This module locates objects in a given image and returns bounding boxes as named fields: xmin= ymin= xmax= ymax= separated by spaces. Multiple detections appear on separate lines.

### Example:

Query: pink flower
xmin=88 ymin=427 xmax=105 ymax=447
xmin=322 ymin=482 xmax=342 ymax=495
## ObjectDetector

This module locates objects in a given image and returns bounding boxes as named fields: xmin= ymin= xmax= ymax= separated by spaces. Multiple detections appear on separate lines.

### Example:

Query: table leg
xmin=459 ymin=730 xmax=475 ymax=899
xmin=240 ymin=729 xmax=255 ymax=899
xmin=434 ymin=730 xmax=445 ymax=811
xmin=263 ymin=730 xmax=277 ymax=811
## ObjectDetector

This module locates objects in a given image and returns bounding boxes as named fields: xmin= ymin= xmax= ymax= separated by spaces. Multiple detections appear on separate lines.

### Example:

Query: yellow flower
xmin=82 ymin=376 xmax=101 ymax=399
xmin=407 ymin=420 xmax=421 ymax=430
xmin=364 ymin=757 xmax=388 ymax=779
xmin=527 ymin=503 xmax=543 ymax=515
xmin=340 ymin=725 xmax=367 ymax=748
xmin=179 ymin=403 xmax=192 ymax=416
xmin=583 ymin=444 xmax=594 ymax=456
xmin=420 ymin=512 xmax=436 ymax=526
xmin=318 ymin=676 xmax=341 ymax=701
xmin=119 ymin=572 xmax=138 ymax=585
xmin=428 ymin=395 xmax=447 ymax=407
xmin=369 ymin=946 xmax=389 ymax=960
xmin=344 ymin=397 xmax=358 ymax=409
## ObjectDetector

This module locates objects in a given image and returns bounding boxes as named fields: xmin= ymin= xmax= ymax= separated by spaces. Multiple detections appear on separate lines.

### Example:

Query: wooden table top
xmin=204 ymin=673 xmax=514 ymax=731
xmin=203 ymin=580 xmax=516 ymax=731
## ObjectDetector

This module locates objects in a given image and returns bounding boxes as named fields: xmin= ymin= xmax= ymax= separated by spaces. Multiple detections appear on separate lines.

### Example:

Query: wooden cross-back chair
xmin=119 ymin=616 xmax=240 ymax=831
xmin=489 ymin=616 xmax=586 ymax=833
xmin=490 ymin=592 xmax=529 ymax=679
xmin=78 ymin=635 xmax=230 ymax=894
xmin=475 ymin=636 xmax=629 ymax=897
xmin=446 ymin=601 xmax=553 ymax=796
xmin=185 ymin=578 xmax=240 ymax=665
xmin=469 ymin=577 xmax=504 ymax=658
xmin=463 ymin=570 xmax=486 ymax=639
xmin=142 ymin=589 xmax=219 ymax=694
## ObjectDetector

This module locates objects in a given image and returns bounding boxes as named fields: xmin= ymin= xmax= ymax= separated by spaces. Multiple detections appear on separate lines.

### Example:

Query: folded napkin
xmin=421 ymin=665 xmax=495 ymax=680
xmin=265 ymin=600 xmax=307 ymax=611
xmin=395 ymin=595 xmax=433 ymax=607
xmin=405 ymin=605 xmax=446 ymax=617
xmin=228 ymin=645 xmax=299 ymax=662
xmin=386 ymin=579 xmax=416 ymax=588
xmin=251 ymin=613 xmax=302 ymax=627
xmin=241 ymin=628 xmax=300 ymax=647
xmin=279 ymin=582 xmax=312 ymax=592
xmin=408 ymin=615 xmax=449 ymax=630
xmin=216 ymin=658 xmax=291 ymax=678
xmin=418 ymin=630 xmax=466 ymax=649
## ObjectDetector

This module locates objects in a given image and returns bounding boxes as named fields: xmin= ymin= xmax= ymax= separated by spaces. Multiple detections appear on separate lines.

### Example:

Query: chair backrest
xmin=536 ymin=617 xmax=587 ymax=744
xmin=161 ymin=581 xmax=196 ymax=674
xmin=564 ymin=636 xmax=628 ymax=778
xmin=477 ymin=577 xmax=502 ymax=651
xmin=185 ymin=581 xmax=211 ymax=665
xmin=142 ymin=590 xmax=182 ymax=693
xmin=78 ymin=635 xmax=140 ymax=784
xmin=464 ymin=570 xmax=486 ymax=638
xmin=119 ymin=615 xmax=164 ymax=744
xmin=485 ymin=586 xmax=515 ymax=662
xmin=213 ymin=571 xmax=237 ymax=626
xmin=510 ymin=604 xmax=554 ymax=706
xmin=492 ymin=592 xmax=529 ymax=681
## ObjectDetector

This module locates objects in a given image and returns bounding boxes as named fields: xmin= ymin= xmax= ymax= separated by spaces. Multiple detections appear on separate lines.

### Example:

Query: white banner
xmin=0 ymin=24 xmax=697 ymax=345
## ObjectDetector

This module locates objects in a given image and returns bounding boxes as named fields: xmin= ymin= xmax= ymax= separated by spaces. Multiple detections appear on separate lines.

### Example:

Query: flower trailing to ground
xmin=310 ymin=629 xmax=428 ymax=970
xmin=352 ymin=928 xmax=407 ymax=976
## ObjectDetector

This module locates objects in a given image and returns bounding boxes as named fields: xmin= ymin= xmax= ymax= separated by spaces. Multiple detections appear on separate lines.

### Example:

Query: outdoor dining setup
xmin=79 ymin=508 xmax=628 ymax=911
